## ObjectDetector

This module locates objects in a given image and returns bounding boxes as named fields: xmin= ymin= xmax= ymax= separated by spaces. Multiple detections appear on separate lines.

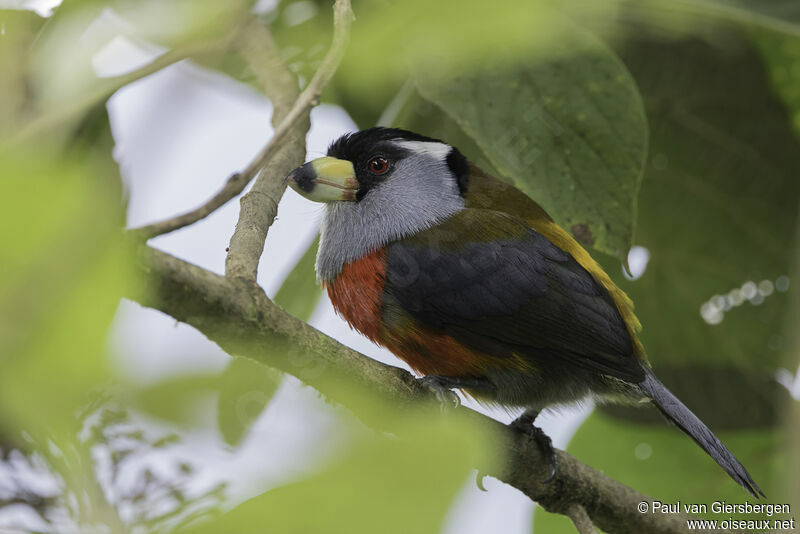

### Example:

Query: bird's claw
xmin=418 ymin=375 xmax=460 ymax=413
xmin=511 ymin=412 xmax=557 ymax=483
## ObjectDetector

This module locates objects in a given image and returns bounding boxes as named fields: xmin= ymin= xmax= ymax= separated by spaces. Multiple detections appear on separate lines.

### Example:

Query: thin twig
xmin=567 ymin=502 xmax=598 ymax=534
xmin=225 ymin=0 xmax=354 ymax=281
xmin=133 ymin=1 xmax=354 ymax=244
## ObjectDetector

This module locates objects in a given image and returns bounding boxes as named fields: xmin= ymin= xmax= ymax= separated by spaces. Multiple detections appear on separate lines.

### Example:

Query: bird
xmin=285 ymin=126 xmax=763 ymax=497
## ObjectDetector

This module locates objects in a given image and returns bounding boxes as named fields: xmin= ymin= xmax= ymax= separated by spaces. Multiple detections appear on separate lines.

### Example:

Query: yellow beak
xmin=285 ymin=157 xmax=358 ymax=202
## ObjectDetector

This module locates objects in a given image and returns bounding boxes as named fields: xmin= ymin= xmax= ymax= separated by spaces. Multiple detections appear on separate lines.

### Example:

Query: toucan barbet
xmin=285 ymin=127 xmax=762 ymax=497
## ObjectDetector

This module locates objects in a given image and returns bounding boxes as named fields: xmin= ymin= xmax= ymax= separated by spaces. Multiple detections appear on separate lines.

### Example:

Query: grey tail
xmin=639 ymin=367 xmax=764 ymax=498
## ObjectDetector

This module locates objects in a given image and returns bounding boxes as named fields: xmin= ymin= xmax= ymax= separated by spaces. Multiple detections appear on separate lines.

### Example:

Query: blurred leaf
xmin=16 ymin=0 xmax=249 ymax=128
xmin=107 ymin=0 xmax=248 ymax=47
xmin=269 ymin=0 xmax=332 ymax=82
xmin=710 ymin=0 xmax=800 ymax=24
xmin=134 ymin=375 xmax=220 ymax=426
xmin=185 ymin=402 xmax=496 ymax=534
xmin=753 ymin=29 xmax=800 ymax=135
xmin=563 ymin=0 xmax=800 ymax=41
xmin=533 ymin=412 xmax=784 ymax=533
xmin=273 ymin=235 xmax=323 ymax=320
xmin=217 ymin=358 xmax=282 ymax=447
xmin=340 ymin=0 xmax=574 ymax=98
xmin=656 ymin=0 xmax=800 ymax=32
xmin=412 ymin=17 xmax=647 ymax=257
xmin=0 ymin=108 xmax=133 ymax=436
xmin=0 ymin=10 xmax=46 ymax=137
xmin=608 ymin=31 xmax=800 ymax=374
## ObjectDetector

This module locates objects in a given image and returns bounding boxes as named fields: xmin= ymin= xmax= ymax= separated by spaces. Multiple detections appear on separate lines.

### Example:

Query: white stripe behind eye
xmin=395 ymin=140 xmax=452 ymax=160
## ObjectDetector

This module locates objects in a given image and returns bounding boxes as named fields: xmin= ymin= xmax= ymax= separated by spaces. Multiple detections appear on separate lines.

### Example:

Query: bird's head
xmin=285 ymin=127 xmax=470 ymax=281
xmin=285 ymin=127 xmax=469 ymax=205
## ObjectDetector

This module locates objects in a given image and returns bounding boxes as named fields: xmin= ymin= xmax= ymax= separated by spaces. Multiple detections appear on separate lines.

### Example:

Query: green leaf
xmin=16 ymin=0 xmax=250 ymax=129
xmin=217 ymin=358 xmax=282 ymax=447
xmin=410 ymin=17 xmax=647 ymax=258
xmin=609 ymin=30 xmax=799 ymax=373
xmin=133 ymin=374 xmax=220 ymax=426
xmin=753 ymin=28 xmax=800 ymax=135
xmin=0 ymin=109 xmax=134 ymax=437
xmin=656 ymin=0 xmax=800 ymax=34
xmin=0 ymin=10 xmax=46 ymax=138
xmin=184 ymin=401 xmax=497 ymax=534
xmin=561 ymin=1 xmax=800 ymax=40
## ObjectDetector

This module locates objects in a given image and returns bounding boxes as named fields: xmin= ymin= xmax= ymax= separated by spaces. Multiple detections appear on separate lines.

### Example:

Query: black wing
xmin=383 ymin=209 xmax=644 ymax=382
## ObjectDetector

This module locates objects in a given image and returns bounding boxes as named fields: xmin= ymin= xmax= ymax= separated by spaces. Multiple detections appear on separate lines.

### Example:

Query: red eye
xmin=367 ymin=156 xmax=390 ymax=175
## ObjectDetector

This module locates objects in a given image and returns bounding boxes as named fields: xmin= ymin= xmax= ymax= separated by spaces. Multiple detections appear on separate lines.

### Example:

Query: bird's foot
xmin=417 ymin=375 xmax=461 ymax=413
xmin=511 ymin=410 xmax=557 ymax=483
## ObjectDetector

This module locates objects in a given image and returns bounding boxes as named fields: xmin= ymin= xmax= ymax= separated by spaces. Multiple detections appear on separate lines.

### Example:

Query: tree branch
xmin=129 ymin=245 xmax=725 ymax=534
xmin=567 ymin=503 xmax=598 ymax=534
xmin=224 ymin=0 xmax=354 ymax=281
xmin=131 ymin=0 xmax=354 ymax=247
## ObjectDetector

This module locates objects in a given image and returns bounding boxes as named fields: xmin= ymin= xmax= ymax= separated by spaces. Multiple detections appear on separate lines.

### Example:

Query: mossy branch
xmin=130 ymin=245 xmax=713 ymax=534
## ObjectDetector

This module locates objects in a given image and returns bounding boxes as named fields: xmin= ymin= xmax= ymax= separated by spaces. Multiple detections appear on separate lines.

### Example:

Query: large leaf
xmin=656 ymin=0 xmax=800 ymax=33
xmin=184 ymin=400 xmax=496 ymax=534
xmin=0 ymin=107 xmax=134 ymax=436
xmin=133 ymin=374 xmax=220 ymax=426
xmin=217 ymin=358 xmax=283 ymax=447
xmin=0 ymin=10 xmax=46 ymax=137
xmin=609 ymin=31 xmax=799 ymax=374
xmin=13 ymin=0 xmax=250 ymax=136
xmin=753 ymin=28 xmax=800 ymax=135
xmin=409 ymin=20 xmax=646 ymax=258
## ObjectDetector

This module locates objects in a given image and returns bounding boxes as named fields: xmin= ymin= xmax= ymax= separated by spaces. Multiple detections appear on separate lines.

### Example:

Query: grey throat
xmin=316 ymin=142 xmax=465 ymax=282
